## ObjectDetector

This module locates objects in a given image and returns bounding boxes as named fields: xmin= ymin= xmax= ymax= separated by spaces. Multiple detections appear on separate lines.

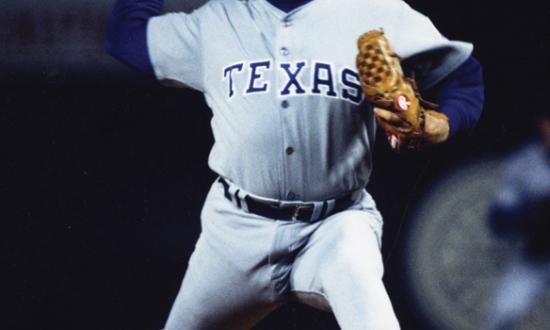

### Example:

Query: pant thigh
xmin=163 ymin=233 xmax=280 ymax=330
xmin=163 ymin=182 xmax=281 ymax=330
xmin=289 ymin=209 xmax=399 ymax=329
xmin=290 ymin=209 xmax=384 ymax=298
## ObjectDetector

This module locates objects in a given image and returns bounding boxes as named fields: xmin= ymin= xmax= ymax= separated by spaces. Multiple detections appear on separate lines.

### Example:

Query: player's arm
xmin=105 ymin=0 xmax=165 ymax=74
xmin=105 ymin=0 xmax=204 ymax=90
xmin=373 ymin=56 xmax=484 ymax=144
xmin=370 ymin=0 xmax=484 ymax=146
xmin=432 ymin=56 xmax=484 ymax=138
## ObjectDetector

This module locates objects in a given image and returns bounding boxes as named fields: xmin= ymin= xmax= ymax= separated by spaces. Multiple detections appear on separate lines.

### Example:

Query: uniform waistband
xmin=217 ymin=177 xmax=361 ymax=223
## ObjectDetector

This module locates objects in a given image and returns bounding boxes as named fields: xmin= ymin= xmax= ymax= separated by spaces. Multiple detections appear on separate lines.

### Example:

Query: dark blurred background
xmin=3 ymin=0 xmax=550 ymax=329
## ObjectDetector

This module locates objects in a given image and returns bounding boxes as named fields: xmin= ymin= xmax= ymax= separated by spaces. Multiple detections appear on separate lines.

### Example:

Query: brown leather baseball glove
xmin=356 ymin=30 xmax=448 ymax=153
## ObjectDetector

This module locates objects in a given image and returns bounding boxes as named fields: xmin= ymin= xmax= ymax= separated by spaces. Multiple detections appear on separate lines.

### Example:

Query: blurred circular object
xmin=405 ymin=159 xmax=550 ymax=330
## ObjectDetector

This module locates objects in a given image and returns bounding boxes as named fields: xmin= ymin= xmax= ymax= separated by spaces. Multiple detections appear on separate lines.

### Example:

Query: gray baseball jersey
xmin=147 ymin=0 xmax=472 ymax=201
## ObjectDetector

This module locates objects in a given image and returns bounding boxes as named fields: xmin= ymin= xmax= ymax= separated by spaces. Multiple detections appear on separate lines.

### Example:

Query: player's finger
xmin=373 ymin=108 xmax=404 ymax=126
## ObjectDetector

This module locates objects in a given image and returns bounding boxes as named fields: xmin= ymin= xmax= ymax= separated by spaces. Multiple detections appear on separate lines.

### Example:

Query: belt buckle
xmin=291 ymin=204 xmax=309 ymax=221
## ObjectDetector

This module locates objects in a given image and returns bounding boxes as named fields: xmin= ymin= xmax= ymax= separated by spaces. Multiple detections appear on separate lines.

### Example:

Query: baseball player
xmin=105 ymin=0 xmax=484 ymax=328
xmin=484 ymin=109 xmax=550 ymax=330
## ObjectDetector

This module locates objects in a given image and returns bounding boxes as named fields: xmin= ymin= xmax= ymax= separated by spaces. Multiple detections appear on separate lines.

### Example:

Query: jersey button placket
xmin=287 ymin=192 xmax=296 ymax=201
xmin=277 ymin=16 xmax=294 ymax=201
xmin=279 ymin=16 xmax=291 ymax=57
xmin=283 ymin=18 xmax=292 ymax=28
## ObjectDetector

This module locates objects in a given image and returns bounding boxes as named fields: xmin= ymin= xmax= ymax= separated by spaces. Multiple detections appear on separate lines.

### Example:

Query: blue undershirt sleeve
xmin=105 ymin=0 xmax=165 ymax=74
xmin=433 ymin=56 xmax=485 ymax=137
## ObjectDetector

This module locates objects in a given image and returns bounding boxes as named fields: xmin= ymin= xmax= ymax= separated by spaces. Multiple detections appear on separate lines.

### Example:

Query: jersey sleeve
xmin=386 ymin=1 xmax=474 ymax=89
xmin=147 ymin=11 xmax=204 ymax=90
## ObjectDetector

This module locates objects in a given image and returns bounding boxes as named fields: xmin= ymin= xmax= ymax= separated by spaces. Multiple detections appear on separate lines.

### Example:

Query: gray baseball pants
xmin=163 ymin=179 xmax=399 ymax=330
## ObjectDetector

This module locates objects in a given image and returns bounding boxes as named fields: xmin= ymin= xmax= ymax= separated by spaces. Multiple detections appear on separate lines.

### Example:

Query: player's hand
xmin=374 ymin=107 xmax=449 ymax=145
xmin=423 ymin=110 xmax=450 ymax=144
xmin=373 ymin=107 xmax=408 ymax=128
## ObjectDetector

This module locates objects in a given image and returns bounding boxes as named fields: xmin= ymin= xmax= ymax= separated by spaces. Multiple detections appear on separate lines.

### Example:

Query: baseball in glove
xmin=356 ymin=30 xmax=449 ymax=153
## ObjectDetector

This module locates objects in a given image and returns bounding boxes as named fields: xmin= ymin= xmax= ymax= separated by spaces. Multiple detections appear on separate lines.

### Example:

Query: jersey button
xmin=280 ymin=47 xmax=289 ymax=56
xmin=287 ymin=192 xmax=296 ymax=200
xmin=286 ymin=147 xmax=294 ymax=155
xmin=281 ymin=100 xmax=289 ymax=108
xmin=283 ymin=20 xmax=292 ymax=28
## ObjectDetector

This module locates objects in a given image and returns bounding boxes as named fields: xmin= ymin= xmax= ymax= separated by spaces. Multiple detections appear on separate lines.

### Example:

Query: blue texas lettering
xmin=222 ymin=60 xmax=363 ymax=105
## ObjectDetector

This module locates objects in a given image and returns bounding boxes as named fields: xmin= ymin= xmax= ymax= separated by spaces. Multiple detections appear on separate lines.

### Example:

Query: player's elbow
xmin=104 ymin=17 xmax=135 ymax=59
xmin=464 ymin=87 xmax=484 ymax=128
xmin=104 ymin=34 xmax=132 ymax=63
xmin=437 ymin=56 xmax=485 ymax=135
xmin=104 ymin=1 xmax=162 ymax=74
xmin=104 ymin=2 xmax=151 ymax=61
xmin=104 ymin=15 xmax=154 ymax=74
xmin=459 ymin=57 xmax=485 ymax=127
xmin=466 ymin=58 xmax=485 ymax=122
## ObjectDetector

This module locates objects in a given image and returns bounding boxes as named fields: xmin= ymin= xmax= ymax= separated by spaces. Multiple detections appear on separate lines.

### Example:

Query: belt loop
xmin=236 ymin=190 xmax=249 ymax=212
xmin=229 ymin=185 xmax=240 ymax=209
xmin=310 ymin=201 xmax=324 ymax=222
xmin=219 ymin=177 xmax=249 ymax=212
xmin=319 ymin=201 xmax=328 ymax=219
xmin=241 ymin=197 xmax=249 ymax=212
xmin=234 ymin=189 xmax=242 ymax=209
xmin=325 ymin=199 xmax=336 ymax=216
xmin=218 ymin=177 xmax=232 ymax=201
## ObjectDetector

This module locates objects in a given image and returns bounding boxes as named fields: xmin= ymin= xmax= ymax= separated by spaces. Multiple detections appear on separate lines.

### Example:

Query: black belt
xmin=218 ymin=178 xmax=355 ymax=223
